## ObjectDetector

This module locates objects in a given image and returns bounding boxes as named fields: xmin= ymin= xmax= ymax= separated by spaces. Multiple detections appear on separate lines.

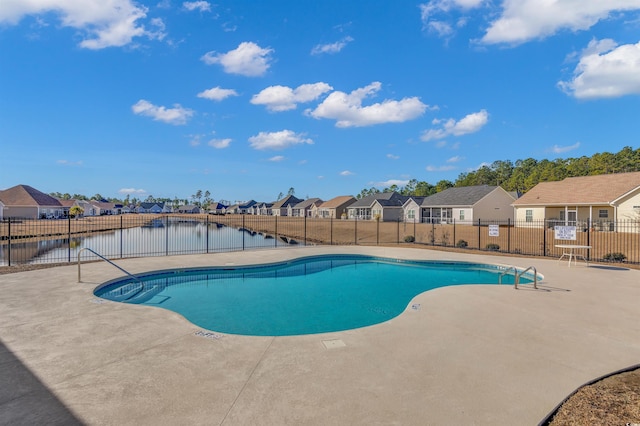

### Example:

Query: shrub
xmin=404 ymin=235 xmax=415 ymax=243
xmin=603 ymin=252 xmax=626 ymax=262
xmin=456 ymin=239 xmax=468 ymax=248
xmin=485 ymin=243 xmax=500 ymax=251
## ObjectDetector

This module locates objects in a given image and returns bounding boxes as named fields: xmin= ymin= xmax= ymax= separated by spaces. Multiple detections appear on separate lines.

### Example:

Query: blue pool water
xmin=94 ymin=255 xmax=534 ymax=336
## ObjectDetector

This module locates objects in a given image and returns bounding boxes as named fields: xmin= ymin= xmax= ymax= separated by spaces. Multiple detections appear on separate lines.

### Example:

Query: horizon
xmin=1 ymin=1 xmax=639 ymax=202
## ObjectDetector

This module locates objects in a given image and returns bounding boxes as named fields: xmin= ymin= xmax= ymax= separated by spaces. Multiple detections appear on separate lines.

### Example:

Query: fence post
xmin=68 ymin=215 xmax=71 ymax=263
xmin=304 ymin=215 xmax=307 ymax=246
xmin=242 ymin=215 xmax=245 ymax=251
xmin=376 ymin=218 xmax=379 ymax=245
xmin=507 ymin=218 xmax=511 ymax=253
xmin=478 ymin=218 xmax=481 ymax=249
xmin=431 ymin=220 xmax=435 ymax=246
xmin=7 ymin=218 xmax=11 ymax=267
xmin=543 ymin=219 xmax=547 ymax=257
xmin=397 ymin=218 xmax=400 ymax=244
xmin=586 ymin=218 xmax=590 ymax=261
xmin=274 ymin=215 xmax=278 ymax=247
xmin=453 ymin=219 xmax=456 ymax=247
xmin=120 ymin=215 xmax=123 ymax=258
xmin=354 ymin=216 xmax=358 ymax=245
xmin=165 ymin=215 xmax=169 ymax=256
xmin=330 ymin=216 xmax=333 ymax=246
xmin=206 ymin=214 xmax=209 ymax=254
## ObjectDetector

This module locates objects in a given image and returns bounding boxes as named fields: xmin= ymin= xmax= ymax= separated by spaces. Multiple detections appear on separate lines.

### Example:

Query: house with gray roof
xmin=347 ymin=192 xmax=409 ymax=221
xmin=271 ymin=195 xmax=302 ymax=216
xmin=226 ymin=200 xmax=257 ymax=215
xmin=418 ymin=185 xmax=516 ymax=224
xmin=289 ymin=198 xmax=323 ymax=217
xmin=0 ymin=184 xmax=63 ymax=219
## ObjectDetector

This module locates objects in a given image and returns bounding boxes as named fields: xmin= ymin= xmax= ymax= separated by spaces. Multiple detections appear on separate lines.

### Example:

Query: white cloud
xmin=131 ymin=99 xmax=194 ymax=125
xmin=268 ymin=155 xmax=285 ymax=162
xmin=57 ymin=159 xmax=83 ymax=166
xmin=419 ymin=0 xmax=484 ymax=39
xmin=447 ymin=155 xmax=464 ymax=163
xmin=0 ymin=0 xmax=166 ymax=49
xmin=340 ymin=170 xmax=354 ymax=176
xmin=551 ymin=142 xmax=581 ymax=153
xmin=387 ymin=154 xmax=400 ymax=160
xmin=183 ymin=1 xmax=211 ymax=12
xmin=251 ymin=83 xmax=333 ymax=112
xmin=307 ymin=82 xmax=428 ymax=127
xmin=197 ymin=87 xmax=238 ymax=101
xmin=311 ymin=36 xmax=354 ymax=55
xmin=208 ymin=138 xmax=232 ymax=149
xmin=426 ymin=165 xmax=456 ymax=172
xmin=481 ymin=1 xmax=640 ymax=45
xmin=558 ymin=39 xmax=640 ymax=99
xmin=248 ymin=130 xmax=313 ymax=150
xmin=374 ymin=179 xmax=410 ymax=188
xmin=118 ymin=188 xmax=146 ymax=194
xmin=421 ymin=109 xmax=488 ymax=141
xmin=201 ymin=42 xmax=273 ymax=77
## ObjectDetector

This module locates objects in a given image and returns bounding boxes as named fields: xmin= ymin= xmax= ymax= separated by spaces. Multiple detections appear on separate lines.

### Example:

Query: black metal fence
xmin=1 ymin=214 xmax=639 ymax=266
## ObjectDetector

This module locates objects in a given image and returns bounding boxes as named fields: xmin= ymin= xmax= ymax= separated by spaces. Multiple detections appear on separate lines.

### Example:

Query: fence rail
xmin=1 ymin=214 xmax=639 ymax=267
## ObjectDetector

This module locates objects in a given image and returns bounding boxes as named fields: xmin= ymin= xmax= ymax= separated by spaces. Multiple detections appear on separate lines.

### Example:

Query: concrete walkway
xmin=0 ymin=246 xmax=638 ymax=425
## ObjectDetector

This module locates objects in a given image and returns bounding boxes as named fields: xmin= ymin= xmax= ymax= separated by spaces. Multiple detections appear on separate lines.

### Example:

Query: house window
xmin=598 ymin=209 xmax=608 ymax=218
xmin=459 ymin=210 xmax=465 ymax=221
xmin=525 ymin=210 xmax=533 ymax=222
xmin=408 ymin=209 xmax=415 ymax=219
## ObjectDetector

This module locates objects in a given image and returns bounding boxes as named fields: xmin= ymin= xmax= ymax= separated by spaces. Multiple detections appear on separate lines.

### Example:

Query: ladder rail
xmin=77 ymin=248 xmax=142 ymax=284
xmin=515 ymin=266 xmax=538 ymax=290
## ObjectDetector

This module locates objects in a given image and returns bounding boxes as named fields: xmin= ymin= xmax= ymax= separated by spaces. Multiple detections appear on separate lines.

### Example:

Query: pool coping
xmin=0 ymin=246 xmax=638 ymax=425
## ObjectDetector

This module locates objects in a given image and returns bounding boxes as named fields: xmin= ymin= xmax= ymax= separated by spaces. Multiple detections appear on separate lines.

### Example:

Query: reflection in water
xmin=0 ymin=220 xmax=289 ymax=266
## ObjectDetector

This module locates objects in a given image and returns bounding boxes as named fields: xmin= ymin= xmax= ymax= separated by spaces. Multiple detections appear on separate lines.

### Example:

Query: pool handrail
xmin=515 ymin=266 xmax=538 ymax=290
xmin=77 ymin=248 xmax=142 ymax=284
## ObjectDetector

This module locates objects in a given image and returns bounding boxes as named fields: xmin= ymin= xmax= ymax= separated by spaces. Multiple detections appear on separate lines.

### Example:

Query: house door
xmin=567 ymin=210 xmax=577 ymax=226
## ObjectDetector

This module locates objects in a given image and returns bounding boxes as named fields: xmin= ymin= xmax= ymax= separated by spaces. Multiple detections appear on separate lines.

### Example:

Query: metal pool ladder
xmin=499 ymin=266 xmax=538 ymax=289
xmin=77 ymin=248 xmax=141 ymax=284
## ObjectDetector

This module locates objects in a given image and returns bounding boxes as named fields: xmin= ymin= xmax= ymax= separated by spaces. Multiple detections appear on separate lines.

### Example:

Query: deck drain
xmin=322 ymin=339 xmax=346 ymax=349
xmin=411 ymin=303 xmax=421 ymax=310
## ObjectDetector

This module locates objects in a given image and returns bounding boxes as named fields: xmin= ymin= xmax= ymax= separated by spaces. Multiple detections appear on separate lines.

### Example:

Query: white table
xmin=556 ymin=244 xmax=591 ymax=267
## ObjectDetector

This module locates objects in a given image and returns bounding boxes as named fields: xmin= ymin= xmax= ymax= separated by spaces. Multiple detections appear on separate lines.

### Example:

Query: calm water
xmin=95 ymin=255 xmax=531 ymax=336
xmin=0 ymin=220 xmax=289 ymax=266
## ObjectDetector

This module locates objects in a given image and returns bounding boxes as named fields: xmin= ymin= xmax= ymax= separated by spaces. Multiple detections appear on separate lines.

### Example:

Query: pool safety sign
xmin=488 ymin=225 xmax=499 ymax=237
xmin=554 ymin=226 xmax=577 ymax=241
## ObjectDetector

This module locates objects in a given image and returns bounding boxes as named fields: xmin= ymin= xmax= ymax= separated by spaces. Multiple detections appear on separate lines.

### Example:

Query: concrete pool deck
xmin=0 ymin=246 xmax=639 ymax=425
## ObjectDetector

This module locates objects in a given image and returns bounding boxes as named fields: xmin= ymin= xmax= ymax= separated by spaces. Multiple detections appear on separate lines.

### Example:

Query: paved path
xmin=1 ymin=247 xmax=638 ymax=425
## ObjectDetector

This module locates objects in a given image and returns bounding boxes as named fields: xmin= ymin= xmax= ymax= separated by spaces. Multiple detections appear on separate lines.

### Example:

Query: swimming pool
xmin=94 ymin=254 xmax=537 ymax=336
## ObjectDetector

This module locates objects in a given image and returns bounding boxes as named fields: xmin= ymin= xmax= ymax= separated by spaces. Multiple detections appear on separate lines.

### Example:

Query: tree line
xmin=357 ymin=146 xmax=640 ymax=198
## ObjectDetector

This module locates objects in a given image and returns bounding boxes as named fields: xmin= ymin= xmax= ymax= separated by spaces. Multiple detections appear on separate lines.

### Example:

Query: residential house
xmin=0 ymin=184 xmax=63 ymax=219
xmin=315 ymin=195 xmax=356 ymax=219
xmin=208 ymin=202 xmax=228 ymax=215
xmin=137 ymin=202 xmax=171 ymax=214
xmin=255 ymin=202 xmax=273 ymax=216
xmin=226 ymin=200 xmax=257 ymax=215
xmin=419 ymin=185 xmax=516 ymax=224
xmin=347 ymin=192 xmax=409 ymax=221
xmin=512 ymin=171 xmax=640 ymax=230
xmin=289 ymin=198 xmax=323 ymax=217
xmin=402 ymin=196 xmax=425 ymax=223
xmin=271 ymin=195 xmax=302 ymax=216
xmin=177 ymin=205 xmax=202 ymax=214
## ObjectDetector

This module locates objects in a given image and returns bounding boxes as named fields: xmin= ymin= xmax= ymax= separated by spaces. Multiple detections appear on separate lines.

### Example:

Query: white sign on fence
xmin=488 ymin=224 xmax=499 ymax=237
xmin=554 ymin=225 xmax=577 ymax=241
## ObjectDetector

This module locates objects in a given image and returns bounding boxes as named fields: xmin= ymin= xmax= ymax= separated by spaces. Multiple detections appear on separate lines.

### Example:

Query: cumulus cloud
xmin=421 ymin=109 xmax=488 ymax=141
xmin=183 ymin=1 xmax=211 ymax=12
xmin=374 ymin=179 xmax=410 ymax=188
xmin=0 ymin=0 xmax=165 ymax=49
xmin=481 ymin=1 xmax=640 ymax=45
xmin=197 ymin=87 xmax=238 ymax=101
xmin=201 ymin=42 xmax=273 ymax=77
xmin=425 ymin=165 xmax=456 ymax=172
xmin=340 ymin=170 xmax=354 ymax=176
xmin=119 ymin=188 xmax=146 ymax=194
xmin=131 ymin=99 xmax=194 ymax=125
xmin=251 ymin=83 xmax=333 ymax=112
xmin=307 ymin=82 xmax=428 ymax=127
xmin=208 ymin=138 xmax=232 ymax=149
xmin=447 ymin=155 xmax=464 ymax=163
xmin=551 ymin=142 xmax=580 ymax=154
xmin=558 ymin=39 xmax=640 ymax=99
xmin=248 ymin=130 xmax=313 ymax=150
xmin=311 ymin=36 xmax=354 ymax=55
xmin=419 ymin=0 xmax=484 ymax=39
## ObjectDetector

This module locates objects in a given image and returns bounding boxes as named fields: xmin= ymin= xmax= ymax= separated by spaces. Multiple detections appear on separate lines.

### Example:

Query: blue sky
xmin=1 ymin=1 xmax=640 ymax=203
